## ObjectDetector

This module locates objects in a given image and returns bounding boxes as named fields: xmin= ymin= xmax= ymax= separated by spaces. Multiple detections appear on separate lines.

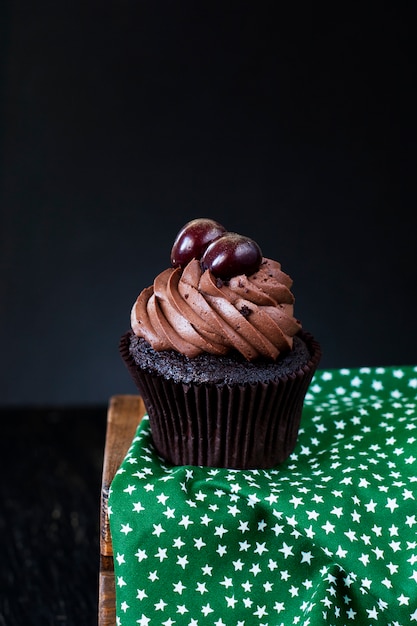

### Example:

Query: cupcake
xmin=120 ymin=218 xmax=321 ymax=469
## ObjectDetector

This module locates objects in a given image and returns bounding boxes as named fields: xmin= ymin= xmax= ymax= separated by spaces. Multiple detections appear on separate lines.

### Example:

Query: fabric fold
xmin=109 ymin=365 xmax=417 ymax=625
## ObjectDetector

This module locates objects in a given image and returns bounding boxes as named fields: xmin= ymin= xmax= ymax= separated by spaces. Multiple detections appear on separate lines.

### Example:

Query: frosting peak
xmin=131 ymin=258 xmax=302 ymax=361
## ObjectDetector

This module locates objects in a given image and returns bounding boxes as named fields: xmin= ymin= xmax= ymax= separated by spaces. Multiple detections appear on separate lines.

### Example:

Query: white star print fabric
xmin=109 ymin=365 xmax=417 ymax=625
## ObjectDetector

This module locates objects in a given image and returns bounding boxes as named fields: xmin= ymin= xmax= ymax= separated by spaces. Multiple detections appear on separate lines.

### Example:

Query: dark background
xmin=1 ymin=3 xmax=416 ymax=406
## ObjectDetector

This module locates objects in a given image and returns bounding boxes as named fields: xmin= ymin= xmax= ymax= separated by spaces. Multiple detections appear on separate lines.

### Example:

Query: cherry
xmin=201 ymin=232 xmax=262 ymax=279
xmin=170 ymin=218 xmax=226 ymax=267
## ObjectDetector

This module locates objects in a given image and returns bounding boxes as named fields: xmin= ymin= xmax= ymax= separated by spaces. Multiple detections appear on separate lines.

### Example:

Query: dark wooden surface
xmin=0 ymin=405 xmax=108 ymax=625
xmin=99 ymin=395 xmax=145 ymax=626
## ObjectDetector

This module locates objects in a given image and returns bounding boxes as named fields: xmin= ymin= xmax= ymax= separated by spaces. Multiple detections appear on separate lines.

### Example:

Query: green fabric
xmin=109 ymin=365 xmax=417 ymax=625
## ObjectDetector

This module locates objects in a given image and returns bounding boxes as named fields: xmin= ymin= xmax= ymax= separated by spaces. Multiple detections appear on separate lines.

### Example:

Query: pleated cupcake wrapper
xmin=120 ymin=331 xmax=321 ymax=469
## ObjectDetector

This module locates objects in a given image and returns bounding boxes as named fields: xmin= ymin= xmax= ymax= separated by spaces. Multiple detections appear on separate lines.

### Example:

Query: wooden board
xmin=99 ymin=394 xmax=146 ymax=626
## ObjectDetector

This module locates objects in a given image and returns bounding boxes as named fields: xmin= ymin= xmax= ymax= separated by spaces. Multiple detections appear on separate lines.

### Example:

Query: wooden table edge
xmin=98 ymin=394 xmax=145 ymax=626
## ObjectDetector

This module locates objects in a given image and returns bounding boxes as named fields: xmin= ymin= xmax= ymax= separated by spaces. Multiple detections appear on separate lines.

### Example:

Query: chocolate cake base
xmin=120 ymin=330 xmax=321 ymax=469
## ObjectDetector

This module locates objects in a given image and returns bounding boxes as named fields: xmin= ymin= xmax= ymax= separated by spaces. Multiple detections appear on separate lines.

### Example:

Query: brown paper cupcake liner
xmin=120 ymin=330 xmax=321 ymax=469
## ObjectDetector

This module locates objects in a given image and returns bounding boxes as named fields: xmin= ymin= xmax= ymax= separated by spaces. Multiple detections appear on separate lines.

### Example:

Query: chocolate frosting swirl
xmin=131 ymin=258 xmax=302 ymax=361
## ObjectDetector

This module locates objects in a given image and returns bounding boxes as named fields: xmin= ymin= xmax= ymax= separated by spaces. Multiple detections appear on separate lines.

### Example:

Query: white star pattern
xmin=109 ymin=365 xmax=417 ymax=624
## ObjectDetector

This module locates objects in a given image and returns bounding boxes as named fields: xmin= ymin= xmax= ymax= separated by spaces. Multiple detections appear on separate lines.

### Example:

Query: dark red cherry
xmin=171 ymin=218 xmax=227 ymax=267
xmin=201 ymin=232 xmax=262 ymax=279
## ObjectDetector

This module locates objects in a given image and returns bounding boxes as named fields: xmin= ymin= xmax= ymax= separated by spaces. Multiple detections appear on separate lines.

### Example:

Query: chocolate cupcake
xmin=120 ymin=218 xmax=321 ymax=469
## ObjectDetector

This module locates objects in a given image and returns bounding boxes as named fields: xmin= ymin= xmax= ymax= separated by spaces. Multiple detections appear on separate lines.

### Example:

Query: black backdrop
xmin=1 ymin=3 xmax=416 ymax=405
